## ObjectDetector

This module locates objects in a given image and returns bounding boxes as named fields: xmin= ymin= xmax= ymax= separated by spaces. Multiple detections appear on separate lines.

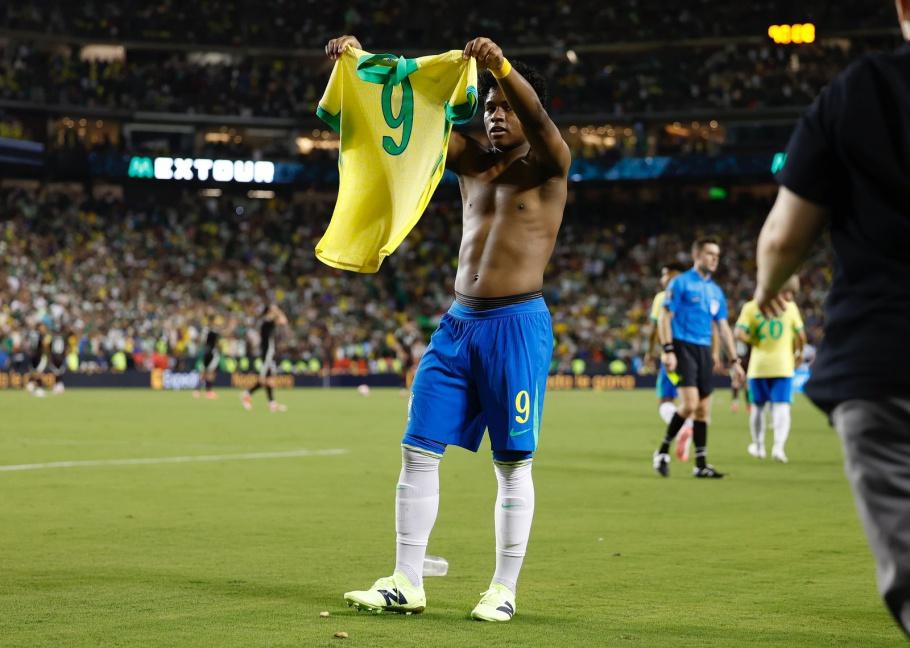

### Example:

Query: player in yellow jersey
xmin=648 ymin=262 xmax=693 ymax=460
xmin=735 ymin=276 xmax=806 ymax=463
xmin=328 ymin=34 xmax=570 ymax=622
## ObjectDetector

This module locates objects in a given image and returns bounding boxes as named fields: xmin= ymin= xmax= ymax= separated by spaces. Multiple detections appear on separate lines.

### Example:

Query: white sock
xmin=658 ymin=401 xmax=677 ymax=424
xmin=772 ymin=403 xmax=791 ymax=452
xmin=395 ymin=448 xmax=440 ymax=588
xmin=750 ymin=403 xmax=766 ymax=448
xmin=492 ymin=460 xmax=535 ymax=594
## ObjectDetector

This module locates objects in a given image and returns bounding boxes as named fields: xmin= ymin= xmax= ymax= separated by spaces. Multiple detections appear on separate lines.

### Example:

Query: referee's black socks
xmin=693 ymin=420 xmax=708 ymax=469
xmin=659 ymin=413 xmax=688 ymax=455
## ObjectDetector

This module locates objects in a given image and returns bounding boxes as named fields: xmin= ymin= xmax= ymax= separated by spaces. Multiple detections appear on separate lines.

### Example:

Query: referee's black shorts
xmin=675 ymin=339 xmax=714 ymax=398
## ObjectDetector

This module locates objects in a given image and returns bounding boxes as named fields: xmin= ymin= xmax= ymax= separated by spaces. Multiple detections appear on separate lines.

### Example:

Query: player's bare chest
xmin=461 ymin=180 xmax=542 ymax=218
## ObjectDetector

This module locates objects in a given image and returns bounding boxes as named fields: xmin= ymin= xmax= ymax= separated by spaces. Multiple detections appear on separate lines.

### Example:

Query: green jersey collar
xmin=356 ymin=53 xmax=419 ymax=86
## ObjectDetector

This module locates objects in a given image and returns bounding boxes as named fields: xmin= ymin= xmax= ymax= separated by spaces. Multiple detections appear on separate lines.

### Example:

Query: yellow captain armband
xmin=491 ymin=57 xmax=512 ymax=79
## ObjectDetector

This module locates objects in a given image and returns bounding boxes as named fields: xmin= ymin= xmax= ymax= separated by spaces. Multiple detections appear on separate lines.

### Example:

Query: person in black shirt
xmin=50 ymin=329 xmax=67 ymax=395
xmin=194 ymin=326 xmax=220 ymax=400
xmin=754 ymin=4 xmax=910 ymax=636
xmin=25 ymin=324 xmax=50 ymax=398
xmin=242 ymin=303 xmax=288 ymax=412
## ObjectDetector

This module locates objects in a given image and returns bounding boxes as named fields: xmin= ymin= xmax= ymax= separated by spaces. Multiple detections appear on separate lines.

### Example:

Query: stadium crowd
xmin=0 ymin=186 xmax=830 ymax=377
xmin=1 ymin=1 xmax=893 ymax=48
xmin=539 ymin=36 xmax=899 ymax=116
xmin=0 ymin=36 xmax=900 ymax=119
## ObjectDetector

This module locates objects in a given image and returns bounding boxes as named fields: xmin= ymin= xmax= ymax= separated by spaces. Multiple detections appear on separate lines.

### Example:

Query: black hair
xmin=478 ymin=60 xmax=549 ymax=108
xmin=692 ymin=238 xmax=720 ymax=254
xmin=661 ymin=261 xmax=687 ymax=274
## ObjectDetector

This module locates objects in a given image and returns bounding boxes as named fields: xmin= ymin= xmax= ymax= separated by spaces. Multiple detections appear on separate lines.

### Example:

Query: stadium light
xmin=768 ymin=23 xmax=816 ymax=45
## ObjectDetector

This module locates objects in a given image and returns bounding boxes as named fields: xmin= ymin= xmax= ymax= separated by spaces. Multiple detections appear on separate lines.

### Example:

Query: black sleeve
xmin=777 ymin=74 xmax=844 ymax=207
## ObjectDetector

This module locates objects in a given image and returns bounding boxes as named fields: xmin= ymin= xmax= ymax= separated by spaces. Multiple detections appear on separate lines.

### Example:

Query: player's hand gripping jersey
xmin=316 ymin=48 xmax=478 ymax=272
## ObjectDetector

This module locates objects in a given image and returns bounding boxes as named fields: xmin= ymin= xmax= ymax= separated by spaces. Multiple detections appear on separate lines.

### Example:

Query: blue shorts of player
xmin=402 ymin=297 xmax=553 ymax=463
xmin=748 ymin=377 xmax=794 ymax=405
xmin=656 ymin=364 xmax=678 ymax=400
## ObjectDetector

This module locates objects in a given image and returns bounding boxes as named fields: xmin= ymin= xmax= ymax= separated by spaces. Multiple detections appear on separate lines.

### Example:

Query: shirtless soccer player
xmin=328 ymin=35 xmax=570 ymax=622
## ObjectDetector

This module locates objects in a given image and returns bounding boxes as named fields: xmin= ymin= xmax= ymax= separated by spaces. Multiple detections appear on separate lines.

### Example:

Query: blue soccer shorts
xmin=748 ymin=377 xmax=794 ymax=405
xmin=403 ymin=297 xmax=553 ymax=461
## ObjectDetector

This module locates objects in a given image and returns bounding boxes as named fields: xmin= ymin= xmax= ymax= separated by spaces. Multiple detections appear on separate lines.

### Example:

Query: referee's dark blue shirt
xmin=779 ymin=43 xmax=910 ymax=412
xmin=665 ymin=268 xmax=728 ymax=347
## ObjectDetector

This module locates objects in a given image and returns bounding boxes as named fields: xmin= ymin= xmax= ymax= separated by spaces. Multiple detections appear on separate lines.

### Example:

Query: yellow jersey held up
xmin=316 ymin=47 xmax=478 ymax=273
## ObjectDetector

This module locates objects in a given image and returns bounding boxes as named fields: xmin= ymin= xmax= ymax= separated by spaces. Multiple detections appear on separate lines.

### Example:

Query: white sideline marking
xmin=0 ymin=448 xmax=349 ymax=472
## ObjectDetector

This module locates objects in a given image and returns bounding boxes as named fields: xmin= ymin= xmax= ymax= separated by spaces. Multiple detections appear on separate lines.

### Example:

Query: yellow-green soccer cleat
xmin=343 ymin=572 xmax=426 ymax=614
xmin=470 ymin=583 xmax=516 ymax=622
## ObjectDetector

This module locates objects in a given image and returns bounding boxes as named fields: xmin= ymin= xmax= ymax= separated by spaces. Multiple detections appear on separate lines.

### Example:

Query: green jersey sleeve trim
xmin=445 ymin=85 xmax=478 ymax=124
xmin=316 ymin=105 xmax=340 ymax=133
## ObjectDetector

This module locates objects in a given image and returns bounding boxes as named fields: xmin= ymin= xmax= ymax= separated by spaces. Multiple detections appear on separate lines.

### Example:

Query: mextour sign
xmin=128 ymin=156 xmax=275 ymax=184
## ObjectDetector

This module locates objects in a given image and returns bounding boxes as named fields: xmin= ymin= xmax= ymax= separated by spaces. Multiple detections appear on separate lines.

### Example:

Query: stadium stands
xmin=1 ymin=1 xmax=895 ymax=48
xmin=0 ymin=186 xmax=830 ymax=376
xmin=1 ymin=36 xmax=901 ymax=118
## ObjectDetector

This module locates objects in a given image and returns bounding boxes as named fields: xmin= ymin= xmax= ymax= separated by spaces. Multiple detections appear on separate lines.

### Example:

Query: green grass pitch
xmin=0 ymin=388 xmax=902 ymax=646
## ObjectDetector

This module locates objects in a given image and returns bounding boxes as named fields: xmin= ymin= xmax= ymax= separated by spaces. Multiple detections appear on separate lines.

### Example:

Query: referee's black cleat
xmin=652 ymin=451 xmax=670 ymax=477
xmin=693 ymin=465 xmax=725 ymax=479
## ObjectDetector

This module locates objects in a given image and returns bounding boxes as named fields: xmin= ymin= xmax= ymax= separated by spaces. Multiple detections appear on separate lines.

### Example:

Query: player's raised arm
xmin=463 ymin=37 xmax=570 ymax=176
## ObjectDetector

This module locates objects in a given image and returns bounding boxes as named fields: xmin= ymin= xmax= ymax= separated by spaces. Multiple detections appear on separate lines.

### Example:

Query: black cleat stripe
xmin=495 ymin=601 xmax=515 ymax=617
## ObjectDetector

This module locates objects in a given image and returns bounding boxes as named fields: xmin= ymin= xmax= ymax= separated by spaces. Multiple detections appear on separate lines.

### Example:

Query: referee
xmin=754 ymin=5 xmax=910 ymax=636
xmin=653 ymin=239 xmax=745 ymax=478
